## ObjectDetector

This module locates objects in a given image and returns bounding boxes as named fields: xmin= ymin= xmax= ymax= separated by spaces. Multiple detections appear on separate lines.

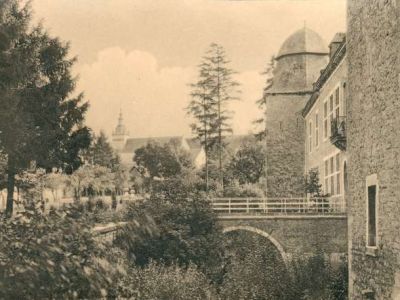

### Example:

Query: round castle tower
xmin=265 ymin=27 xmax=328 ymax=197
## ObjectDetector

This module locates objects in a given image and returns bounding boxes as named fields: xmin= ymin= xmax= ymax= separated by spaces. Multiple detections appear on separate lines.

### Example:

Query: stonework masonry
xmin=265 ymin=28 xmax=328 ymax=197
xmin=218 ymin=216 xmax=347 ymax=259
xmin=347 ymin=1 xmax=400 ymax=299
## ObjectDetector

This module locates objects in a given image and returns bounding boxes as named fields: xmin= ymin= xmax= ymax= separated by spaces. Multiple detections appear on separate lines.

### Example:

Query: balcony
xmin=330 ymin=116 xmax=346 ymax=151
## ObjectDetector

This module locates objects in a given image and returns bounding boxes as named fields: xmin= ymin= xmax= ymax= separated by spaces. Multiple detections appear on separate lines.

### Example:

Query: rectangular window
xmin=335 ymin=87 xmax=341 ymax=117
xmin=367 ymin=185 xmax=377 ymax=247
xmin=325 ymin=161 xmax=328 ymax=177
xmin=335 ymin=88 xmax=340 ymax=105
xmin=324 ymin=153 xmax=342 ymax=196
xmin=325 ymin=178 xmax=329 ymax=194
xmin=323 ymin=102 xmax=328 ymax=139
xmin=336 ymin=154 xmax=340 ymax=172
xmin=330 ymin=95 xmax=334 ymax=111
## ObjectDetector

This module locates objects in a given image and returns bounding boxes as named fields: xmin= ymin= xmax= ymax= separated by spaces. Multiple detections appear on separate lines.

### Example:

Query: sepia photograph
xmin=0 ymin=0 xmax=398 ymax=299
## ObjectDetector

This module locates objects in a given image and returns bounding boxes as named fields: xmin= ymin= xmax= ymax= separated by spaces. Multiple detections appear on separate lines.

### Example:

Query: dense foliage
xmin=188 ymin=43 xmax=240 ymax=188
xmin=0 ymin=1 xmax=90 ymax=215
xmin=119 ymin=174 xmax=225 ymax=282
xmin=133 ymin=140 xmax=193 ymax=181
xmin=0 ymin=203 xmax=117 ymax=299
xmin=225 ymin=140 xmax=266 ymax=185
xmin=116 ymin=262 xmax=216 ymax=299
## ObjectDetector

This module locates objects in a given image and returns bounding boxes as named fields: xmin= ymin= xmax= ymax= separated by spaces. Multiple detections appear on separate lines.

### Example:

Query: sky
xmin=32 ymin=0 xmax=347 ymax=139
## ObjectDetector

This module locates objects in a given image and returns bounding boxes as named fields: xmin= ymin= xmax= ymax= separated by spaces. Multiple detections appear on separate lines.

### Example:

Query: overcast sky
xmin=32 ymin=0 xmax=347 ymax=139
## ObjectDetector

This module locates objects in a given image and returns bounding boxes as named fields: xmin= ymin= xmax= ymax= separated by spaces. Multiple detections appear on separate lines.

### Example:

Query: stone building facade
xmin=302 ymin=33 xmax=347 ymax=209
xmin=347 ymin=0 xmax=400 ymax=299
xmin=265 ymin=27 xmax=328 ymax=197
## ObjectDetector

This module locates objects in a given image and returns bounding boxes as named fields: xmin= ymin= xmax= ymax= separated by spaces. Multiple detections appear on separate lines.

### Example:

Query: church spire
xmin=112 ymin=109 xmax=129 ymax=151
xmin=113 ymin=109 xmax=128 ymax=136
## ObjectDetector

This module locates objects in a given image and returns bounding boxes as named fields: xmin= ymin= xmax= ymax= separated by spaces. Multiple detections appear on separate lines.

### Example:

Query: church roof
xmin=122 ymin=136 xmax=184 ymax=152
xmin=276 ymin=27 xmax=328 ymax=59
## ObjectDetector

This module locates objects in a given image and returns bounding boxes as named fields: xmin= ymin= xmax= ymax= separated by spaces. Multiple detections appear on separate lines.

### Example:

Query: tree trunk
xmin=5 ymin=158 xmax=16 ymax=217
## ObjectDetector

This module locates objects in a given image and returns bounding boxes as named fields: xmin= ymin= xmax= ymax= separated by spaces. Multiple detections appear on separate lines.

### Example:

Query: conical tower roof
xmin=276 ymin=27 xmax=328 ymax=59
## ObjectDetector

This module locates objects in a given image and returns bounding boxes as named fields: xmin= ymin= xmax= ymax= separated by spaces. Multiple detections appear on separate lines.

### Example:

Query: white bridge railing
xmin=211 ymin=196 xmax=346 ymax=215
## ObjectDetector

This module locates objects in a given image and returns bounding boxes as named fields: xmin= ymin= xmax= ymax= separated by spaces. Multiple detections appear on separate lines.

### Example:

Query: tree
xmin=66 ymin=164 xmax=115 ymax=201
xmin=189 ymin=43 xmax=240 ymax=189
xmin=119 ymin=175 xmax=225 ymax=283
xmin=0 ymin=1 xmax=90 ymax=216
xmin=133 ymin=141 xmax=193 ymax=181
xmin=187 ymin=60 xmax=217 ymax=191
xmin=304 ymin=168 xmax=323 ymax=197
xmin=86 ymin=131 xmax=119 ymax=170
xmin=254 ymin=56 xmax=275 ymax=141
xmin=226 ymin=140 xmax=266 ymax=185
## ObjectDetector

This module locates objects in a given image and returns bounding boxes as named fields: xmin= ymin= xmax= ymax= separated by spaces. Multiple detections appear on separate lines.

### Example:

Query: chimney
xmin=329 ymin=33 xmax=346 ymax=59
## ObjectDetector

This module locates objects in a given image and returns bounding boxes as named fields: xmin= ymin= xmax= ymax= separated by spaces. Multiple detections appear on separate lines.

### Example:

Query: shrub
xmin=117 ymin=174 xmax=225 ymax=283
xmin=117 ymin=262 xmax=216 ymax=299
xmin=0 ymin=202 xmax=117 ymax=299
xmin=222 ymin=181 xmax=265 ymax=198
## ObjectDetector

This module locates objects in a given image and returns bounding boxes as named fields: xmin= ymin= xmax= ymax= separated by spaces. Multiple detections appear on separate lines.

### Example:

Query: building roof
xmin=302 ymin=36 xmax=346 ymax=117
xmin=122 ymin=136 xmax=184 ymax=152
xmin=276 ymin=27 xmax=328 ymax=59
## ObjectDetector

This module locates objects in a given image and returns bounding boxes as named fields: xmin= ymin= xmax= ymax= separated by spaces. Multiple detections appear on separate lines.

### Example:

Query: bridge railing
xmin=211 ymin=196 xmax=345 ymax=215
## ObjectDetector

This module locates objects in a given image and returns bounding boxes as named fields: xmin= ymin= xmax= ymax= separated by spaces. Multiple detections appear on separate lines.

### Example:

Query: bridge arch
xmin=222 ymin=225 xmax=289 ymax=264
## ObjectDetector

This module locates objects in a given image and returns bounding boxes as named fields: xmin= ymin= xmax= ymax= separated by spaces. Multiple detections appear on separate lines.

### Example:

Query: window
xmin=367 ymin=185 xmax=377 ymax=247
xmin=335 ymin=88 xmax=340 ymax=117
xmin=308 ymin=121 xmax=312 ymax=153
xmin=315 ymin=113 xmax=319 ymax=147
xmin=323 ymin=102 xmax=328 ymax=139
xmin=323 ymin=86 xmax=341 ymax=140
xmin=324 ymin=153 xmax=341 ymax=195
xmin=366 ymin=174 xmax=378 ymax=248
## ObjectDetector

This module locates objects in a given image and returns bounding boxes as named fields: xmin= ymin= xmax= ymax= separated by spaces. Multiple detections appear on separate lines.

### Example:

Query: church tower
xmin=265 ymin=27 xmax=329 ymax=197
xmin=111 ymin=110 xmax=129 ymax=151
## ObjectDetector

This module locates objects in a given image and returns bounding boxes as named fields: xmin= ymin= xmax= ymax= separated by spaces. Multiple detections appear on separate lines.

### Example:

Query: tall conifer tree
xmin=188 ymin=43 xmax=239 ymax=190
xmin=0 ymin=1 xmax=90 ymax=216
xmin=187 ymin=61 xmax=217 ymax=191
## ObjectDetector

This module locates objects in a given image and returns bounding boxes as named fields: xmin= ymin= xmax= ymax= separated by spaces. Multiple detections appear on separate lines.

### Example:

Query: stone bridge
xmin=213 ymin=197 xmax=348 ymax=262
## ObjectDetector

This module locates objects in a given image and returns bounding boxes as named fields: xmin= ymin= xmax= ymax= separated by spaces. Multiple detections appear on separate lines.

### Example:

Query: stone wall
xmin=218 ymin=216 xmax=348 ymax=258
xmin=347 ymin=0 xmax=400 ymax=299
xmin=265 ymin=47 xmax=328 ymax=197
xmin=265 ymin=93 xmax=309 ymax=197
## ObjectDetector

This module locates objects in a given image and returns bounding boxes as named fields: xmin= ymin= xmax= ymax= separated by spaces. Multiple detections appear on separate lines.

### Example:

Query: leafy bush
xmin=219 ymin=230 xmax=290 ymax=300
xmin=116 ymin=262 xmax=216 ymax=299
xmin=290 ymin=252 xmax=348 ymax=300
xmin=222 ymin=181 xmax=265 ymax=197
xmin=118 ymin=174 xmax=225 ymax=282
xmin=0 ymin=203 xmax=118 ymax=299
